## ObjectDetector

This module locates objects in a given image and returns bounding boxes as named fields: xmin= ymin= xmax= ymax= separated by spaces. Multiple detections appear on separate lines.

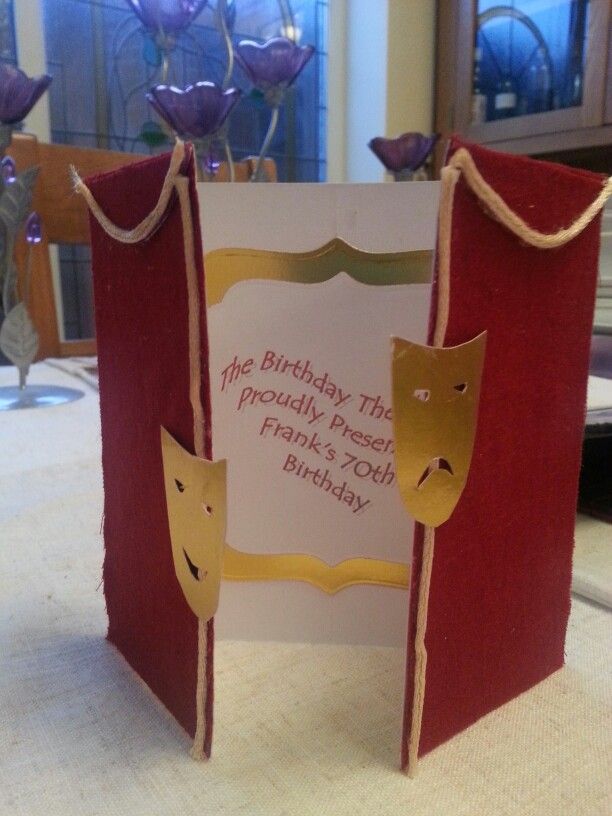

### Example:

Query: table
xmin=1 ymin=362 xmax=610 ymax=816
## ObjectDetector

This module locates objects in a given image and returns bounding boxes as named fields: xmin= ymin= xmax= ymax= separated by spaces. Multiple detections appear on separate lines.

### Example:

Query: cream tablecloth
xmin=1 ymin=362 xmax=610 ymax=816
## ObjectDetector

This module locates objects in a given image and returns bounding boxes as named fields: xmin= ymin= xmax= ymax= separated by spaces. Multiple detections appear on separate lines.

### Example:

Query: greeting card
xmin=78 ymin=138 xmax=610 ymax=773
xmin=200 ymin=182 xmax=436 ymax=647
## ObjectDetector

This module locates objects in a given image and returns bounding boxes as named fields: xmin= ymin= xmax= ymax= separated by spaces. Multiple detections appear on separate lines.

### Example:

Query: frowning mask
xmin=160 ymin=427 xmax=227 ymax=620
xmin=391 ymin=332 xmax=487 ymax=527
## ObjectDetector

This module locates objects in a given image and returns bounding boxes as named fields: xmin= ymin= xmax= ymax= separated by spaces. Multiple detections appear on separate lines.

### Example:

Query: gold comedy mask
xmin=391 ymin=332 xmax=487 ymax=527
xmin=160 ymin=427 xmax=227 ymax=620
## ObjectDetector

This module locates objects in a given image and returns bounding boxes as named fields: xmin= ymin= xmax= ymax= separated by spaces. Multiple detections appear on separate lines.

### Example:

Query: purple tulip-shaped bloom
xmin=368 ymin=132 xmax=438 ymax=174
xmin=126 ymin=0 xmax=207 ymax=34
xmin=25 ymin=212 xmax=43 ymax=244
xmin=235 ymin=37 xmax=314 ymax=94
xmin=147 ymin=82 xmax=241 ymax=139
xmin=0 ymin=64 xmax=52 ymax=125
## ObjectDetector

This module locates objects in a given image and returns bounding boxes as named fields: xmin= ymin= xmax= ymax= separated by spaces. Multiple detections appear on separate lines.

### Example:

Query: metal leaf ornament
xmin=0 ymin=301 xmax=39 ymax=387
xmin=0 ymin=166 xmax=38 ymax=308
xmin=0 ymin=165 xmax=38 ymax=232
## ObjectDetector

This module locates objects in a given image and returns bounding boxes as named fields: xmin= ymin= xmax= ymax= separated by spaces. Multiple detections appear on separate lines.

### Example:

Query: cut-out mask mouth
xmin=392 ymin=333 xmax=487 ymax=527
xmin=183 ymin=548 xmax=208 ymax=582
xmin=160 ymin=427 xmax=227 ymax=620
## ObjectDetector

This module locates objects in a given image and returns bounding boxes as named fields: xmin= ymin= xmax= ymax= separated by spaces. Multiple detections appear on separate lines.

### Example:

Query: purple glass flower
xmin=146 ymin=82 xmax=241 ymax=138
xmin=368 ymin=132 xmax=438 ymax=174
xmin=126 ymin=0 xmax=207 ymax=34
xmin=25 ymin=212 xmax=42 ymax=244
xmin=1 ymin=156 xmax=16 ymax=184
xmin=0 ymin=65 xmax=52 ymax=125
xmin=235 ymin=37 xmax=314 ymax=93
xmin=203 ymin=150 xmax=220 ymax=176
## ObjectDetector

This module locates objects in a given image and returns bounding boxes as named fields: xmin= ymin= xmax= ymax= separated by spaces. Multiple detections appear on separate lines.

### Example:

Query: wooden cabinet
xmin=435 ymin=0 xmax=612 ymax=166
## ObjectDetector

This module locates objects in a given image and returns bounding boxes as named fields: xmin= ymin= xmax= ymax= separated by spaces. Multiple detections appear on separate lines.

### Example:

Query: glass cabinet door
xmin=472 ymin=0 xmax=589 ymax=123
xmin=455 ymin=0 xmax=610 ymax=143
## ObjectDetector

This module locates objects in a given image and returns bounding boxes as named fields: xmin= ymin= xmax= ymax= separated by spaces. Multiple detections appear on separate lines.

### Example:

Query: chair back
xmin=7 ymin=134 xmax=277 ymax=358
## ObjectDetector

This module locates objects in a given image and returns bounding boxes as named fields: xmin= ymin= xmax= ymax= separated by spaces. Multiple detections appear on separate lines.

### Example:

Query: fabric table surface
xmin=0 ymin=361 xmax=610 ymax=816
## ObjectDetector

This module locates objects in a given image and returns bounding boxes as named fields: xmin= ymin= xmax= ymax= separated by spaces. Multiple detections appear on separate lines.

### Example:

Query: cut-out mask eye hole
xmin=203 ymin=504 xmax=213 ymax=516
xmin=454 ymin=382 xmax=467 ymax=393
xmin=413 ymin=389 xmax=430 ymax=402
xmin=174 ymin=478 xmax=185 ymax=493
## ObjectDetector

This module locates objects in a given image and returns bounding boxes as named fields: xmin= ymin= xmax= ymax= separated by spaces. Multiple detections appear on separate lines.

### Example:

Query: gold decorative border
xmin=223 ymin=545 xmax=409 ymax=595
xmin=207 ymin=238 xmax=432 ymax=592
xmin=205 ymin=237 xmax=432 ymax=306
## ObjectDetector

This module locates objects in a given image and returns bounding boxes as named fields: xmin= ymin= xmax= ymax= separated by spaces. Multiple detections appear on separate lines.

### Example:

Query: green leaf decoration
xmin=249 ymin=88 xmax=265 ymax=102
xmin=139 ymin=120 xmax=169 ymax=148
xmin=0 ymin=301 xmax=39 ymax=382
xmin=142 ymin=33 xmax=162 ymax=67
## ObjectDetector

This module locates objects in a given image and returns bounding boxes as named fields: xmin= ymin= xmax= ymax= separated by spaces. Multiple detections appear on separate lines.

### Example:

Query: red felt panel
xmin=402 ymin=139 xmax=605 ymax=766
xmin=88 ymin=147 xmax=211 ymax=743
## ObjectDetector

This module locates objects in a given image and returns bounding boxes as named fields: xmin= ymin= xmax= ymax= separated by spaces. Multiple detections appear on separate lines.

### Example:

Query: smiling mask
xmin=160 ymin=427 xmax=227 ymax=620
xmin=392 ymin=332 xmax=487 ymax=527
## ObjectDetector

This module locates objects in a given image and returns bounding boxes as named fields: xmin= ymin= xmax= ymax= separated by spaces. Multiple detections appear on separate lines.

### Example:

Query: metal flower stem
xmin=212 ymin=117 xmax=235 ymax=182
xmin=216 ymin=0 xmax=235 ymax=182
xmin=222 ymin=137 xmax=235 ymax=182
xmin=194 ymin=139 xmax=209 ymax=181
xmin=161 ymin=50 xmax=170 ymax=83
xmin=217 ymin=0 xmax=234 ymax=91
xmin=252 ymin=105 xmax=279 ymax=182
xmin=278 ymin=0 xmax=296 ymax=37
xmin=157 ymin=25 xmax=174 ymax=84
xmin=393 ymin=169 xmax=415 ymax=182
xmin=193 ymin=137 xmax=220 ymax=182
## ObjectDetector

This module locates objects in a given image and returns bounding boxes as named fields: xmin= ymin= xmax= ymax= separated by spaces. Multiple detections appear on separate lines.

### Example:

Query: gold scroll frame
xmin=205 ymin=238 xmax=433 ymax=594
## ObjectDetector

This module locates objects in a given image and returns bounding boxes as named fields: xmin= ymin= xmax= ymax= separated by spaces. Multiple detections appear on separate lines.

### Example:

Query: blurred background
xmin=0 ymin=0 xmax=610 ymax=356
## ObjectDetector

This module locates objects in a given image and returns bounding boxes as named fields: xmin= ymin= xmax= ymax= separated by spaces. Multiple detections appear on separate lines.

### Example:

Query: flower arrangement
xmin=125 ymin=0 xmax=315 ymax=181
xmin=0 ymin=65 xmax=51 ymax=388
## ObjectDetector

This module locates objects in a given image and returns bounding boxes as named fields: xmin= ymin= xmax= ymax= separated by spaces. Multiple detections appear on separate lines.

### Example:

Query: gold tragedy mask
xmin=391 ymin=332 xmax=487 ymax=528
xmin=160 ymin=427 xmax=227 ymax=620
